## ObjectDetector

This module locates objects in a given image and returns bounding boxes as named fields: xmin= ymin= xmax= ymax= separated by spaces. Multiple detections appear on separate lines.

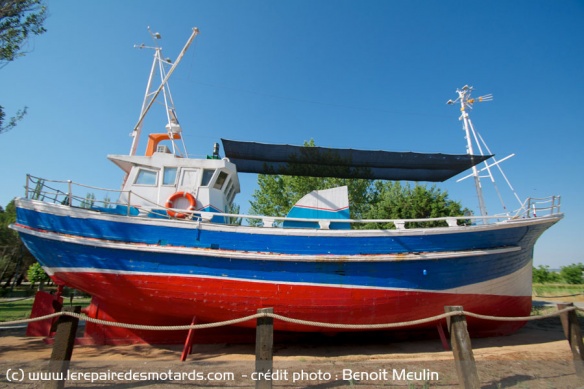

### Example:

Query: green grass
xmin=532 ymin=283 xmax=584 ymax=297
xmin=0 ymin=296 xmax=91 ymax=323
xmin=0 ymin=298 xmax=38 ymax=322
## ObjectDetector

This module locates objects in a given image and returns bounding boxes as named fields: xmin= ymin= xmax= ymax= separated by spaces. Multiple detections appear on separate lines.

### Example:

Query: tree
xmin=532 ymin=265 xmax=561 ymax=284
xmin=248 ymin=140 xmax=374 ymax=226
xmin=0 ymin=0 xmax=46 ymax=65
xmin=249 ymin=173 xmax=373 ymax=224
xmin=361 ymin=181 xmax=470 ymax=229
xmin=0 ymin=203 xmax=18 ymax=286
xmin=226 ymin=203 xmax=242 ymax=225
xmin=248 ymin=140 xmax=468 ymax=229
xmin=0 ymin=200 xmax=36 ymax=288
xmin=0 ymin=0 xmax=47 ymax=134
xmin=0 ymin=105 xmax=27 ymax=134
xmin=80 ymin=193 xmax=95 ymax=209
xmin=560 ymin=263 xmax=584 ymax=285
xmin=26 ymin=261 xmax=49 ymax=290
xmin=0 ymin=201 xmax=18 ymax=247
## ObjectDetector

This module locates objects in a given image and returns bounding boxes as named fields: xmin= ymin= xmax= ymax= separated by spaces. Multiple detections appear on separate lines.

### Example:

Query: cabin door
xmin=178 ymin=169 xmax=200 ymax=193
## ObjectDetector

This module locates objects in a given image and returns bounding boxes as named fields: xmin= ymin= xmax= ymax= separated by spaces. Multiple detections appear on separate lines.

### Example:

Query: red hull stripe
xmin=54 ymin=271 xmax=532 ymax=333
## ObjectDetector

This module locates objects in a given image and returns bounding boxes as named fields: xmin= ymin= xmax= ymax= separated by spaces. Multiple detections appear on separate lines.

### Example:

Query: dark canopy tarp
xmin=221 ymin=139 xmax=492 ymax=182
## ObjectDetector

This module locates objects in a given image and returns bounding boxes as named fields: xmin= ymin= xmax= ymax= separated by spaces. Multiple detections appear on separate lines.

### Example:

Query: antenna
xmin=134 ymin=26 xmax=163 ymax=51
xmin=448 ymin=86 xmax=523 ymax=220
xmin=148 ymin=26 xmax=162 ymax=42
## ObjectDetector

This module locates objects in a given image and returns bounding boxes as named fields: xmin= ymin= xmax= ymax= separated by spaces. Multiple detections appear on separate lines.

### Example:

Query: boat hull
xmin=12 ymin=198 xmax=561 ymax=343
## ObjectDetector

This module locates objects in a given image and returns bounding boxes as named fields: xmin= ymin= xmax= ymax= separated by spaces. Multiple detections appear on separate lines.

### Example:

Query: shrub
xmin=532 ymin=265 xmax=561 ymax=283
xmin=560 ymin=263 xmax=584 ymax=284
xmin=26 ymin=262 xmax=50 ymax=290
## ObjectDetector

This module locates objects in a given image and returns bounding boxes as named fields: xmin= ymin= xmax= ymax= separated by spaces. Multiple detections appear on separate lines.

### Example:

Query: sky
xmin=1 ymin=1 xmax=582 ymax=268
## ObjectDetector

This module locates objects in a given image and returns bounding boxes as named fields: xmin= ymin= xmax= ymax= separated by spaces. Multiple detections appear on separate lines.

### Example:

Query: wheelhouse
xmin=108 ymin=145 xmax=240 ymax=220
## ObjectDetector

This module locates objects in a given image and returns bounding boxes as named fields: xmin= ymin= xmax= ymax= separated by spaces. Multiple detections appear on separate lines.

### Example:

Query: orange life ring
xmin=165 ymin=191 xmax=196 ymax=219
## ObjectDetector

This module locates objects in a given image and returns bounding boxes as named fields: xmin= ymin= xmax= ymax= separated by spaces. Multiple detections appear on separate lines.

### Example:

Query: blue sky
xmin=1 ymin=1 xmax=582 ymax=267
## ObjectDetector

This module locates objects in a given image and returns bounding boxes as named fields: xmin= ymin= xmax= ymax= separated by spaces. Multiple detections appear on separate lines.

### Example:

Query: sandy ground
xmin=1 ymin=297 xmax=583 ymax=388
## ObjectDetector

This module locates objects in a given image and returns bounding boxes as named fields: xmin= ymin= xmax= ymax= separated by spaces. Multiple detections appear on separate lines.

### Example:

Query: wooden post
xmin=557 ymin=303 xmax=584 ymax=379
xmin=47 ymin=306 xmax=81 ymax=389
xmin=255 ymin=308 xmax=274 ymax=389
xmin=444 ymin=306 xmax=480 ymax=389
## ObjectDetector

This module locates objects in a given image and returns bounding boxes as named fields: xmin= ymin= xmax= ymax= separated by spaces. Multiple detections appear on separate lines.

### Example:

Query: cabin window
xmin=225 ymin=180 xmax=235 ymax=202
xmin=134 ymin=168 xmax=158 ymax=186
xmin=162 ymin=167 xmax=177 ymax=186
xmin=201 ymin=169 xmax=215 ymax=186
xmin=180 ymin=169 xmax=199 ymax=188
xmin=214 ymin=171 xmax=228 ymax=190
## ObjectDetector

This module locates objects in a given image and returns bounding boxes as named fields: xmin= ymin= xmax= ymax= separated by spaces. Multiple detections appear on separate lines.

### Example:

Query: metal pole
xmin=459 ymin=99 xmax=488 ymax=222
xmin=129 ymin=49 xmax=159 ymax=156
xmin=130 ymin=27 xmax=199 ymax=155
xmin=67 ymin=180 xmax=72 ymax=206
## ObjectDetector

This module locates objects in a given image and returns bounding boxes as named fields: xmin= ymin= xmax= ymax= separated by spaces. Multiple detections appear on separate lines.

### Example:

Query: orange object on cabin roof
xmin=145 ymin=133 xmax=181 ymax=156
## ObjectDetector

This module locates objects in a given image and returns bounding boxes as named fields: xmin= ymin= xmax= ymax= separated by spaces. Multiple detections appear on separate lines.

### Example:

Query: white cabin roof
xmin=108 ymin=153 xmax=238 ymax=176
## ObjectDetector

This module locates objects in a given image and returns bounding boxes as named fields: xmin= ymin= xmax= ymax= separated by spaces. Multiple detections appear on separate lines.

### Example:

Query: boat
xmin=11 ymin=28 xmax=562 ymax=344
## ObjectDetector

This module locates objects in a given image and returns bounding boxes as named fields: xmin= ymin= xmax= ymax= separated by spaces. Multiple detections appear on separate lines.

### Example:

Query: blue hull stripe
xmin=15 ymin=206 xmax=553 ymax=255
xmin=19 ymin=230 xmax=532 ymax=291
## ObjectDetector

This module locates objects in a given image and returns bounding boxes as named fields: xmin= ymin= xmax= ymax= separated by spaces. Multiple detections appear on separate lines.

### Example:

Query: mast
xmin=448 ymin=86 xmax=525 ymax=220
xmin=447 ymin=85 xmax=492 ymax=220
xmin=129 ymin=27 xmax=199 ymax=157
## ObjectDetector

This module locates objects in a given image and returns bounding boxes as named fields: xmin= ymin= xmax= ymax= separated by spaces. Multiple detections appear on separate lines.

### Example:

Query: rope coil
xmin=1 ymin=306 xmax=580 ymax=331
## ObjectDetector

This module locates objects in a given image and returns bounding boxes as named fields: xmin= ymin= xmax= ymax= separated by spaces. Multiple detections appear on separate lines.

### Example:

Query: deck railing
xmin=24 ymin=174 xmax=562 ymax=230
xmin=526 ymin=196 xmax=561 ymax=218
